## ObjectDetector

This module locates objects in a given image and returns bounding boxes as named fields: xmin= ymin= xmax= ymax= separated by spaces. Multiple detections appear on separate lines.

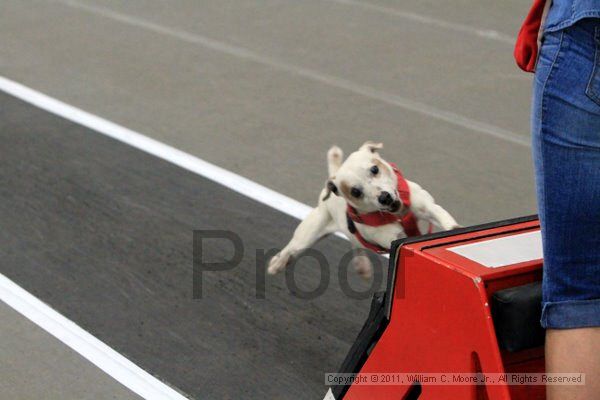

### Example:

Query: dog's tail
xmin=327 ymin=146 xmax=343 ymax=177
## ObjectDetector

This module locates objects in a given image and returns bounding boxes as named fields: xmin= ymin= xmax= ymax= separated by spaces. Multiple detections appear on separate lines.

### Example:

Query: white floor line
xmin=324 ymin=0 xmax=515 ymax=44
xmin=49 ymin=0 xmax=529 ymax=147
xmin=0 ymin=75 xmax=379 ymax=245
xmin=0 ymin=74 xmax=317 ymax=400
xmin=0 ymin=273 xmax=189 ymax=400
xmin=0 ymin=76 xmax=313 ymax=221
xmin=0 ymin=71 xmax=367 ymax=398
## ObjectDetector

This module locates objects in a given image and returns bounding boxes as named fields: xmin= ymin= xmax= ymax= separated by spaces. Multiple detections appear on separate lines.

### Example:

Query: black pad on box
xmin=491 ymin=282 xmax=545 ymax=352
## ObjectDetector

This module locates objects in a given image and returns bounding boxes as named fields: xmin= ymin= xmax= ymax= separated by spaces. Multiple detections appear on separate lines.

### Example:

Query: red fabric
xmin=346 ymin=163 xmax=431 ymax=253
xmin=393 ymin=164 xmax=422 ymax=238
xmin=514 ymin=0 xmax=547 ymax=72
xmin=346 ymin=205 xmax=398 ymax=226
xmin=393 ymin=163 xmax=412 ymax=208
xmin=399 ymin=213 xmax=421 ymax=238
xmin=351 ymin=227 xmax=389 ymax=254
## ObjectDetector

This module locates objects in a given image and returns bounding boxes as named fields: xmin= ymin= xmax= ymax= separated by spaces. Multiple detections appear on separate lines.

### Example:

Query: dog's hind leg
xmin=352 ymin=247 xmax=374 ymax=280
xmin=267 ymin=204 xmax=335 ymax=275
xmin=327 ymin=145 xmax=343 ymax=177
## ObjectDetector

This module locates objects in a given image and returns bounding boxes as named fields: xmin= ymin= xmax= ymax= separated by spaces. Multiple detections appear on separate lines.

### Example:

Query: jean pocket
xmin=535 ymin=31 xmax=564 ymax=86
xmin=585 ymin=27 xmax=600 ymax=106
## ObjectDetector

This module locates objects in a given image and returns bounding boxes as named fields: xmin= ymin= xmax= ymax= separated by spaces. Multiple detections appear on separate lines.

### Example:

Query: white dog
xmin=268 ymin=142 xmax=460 ymax=278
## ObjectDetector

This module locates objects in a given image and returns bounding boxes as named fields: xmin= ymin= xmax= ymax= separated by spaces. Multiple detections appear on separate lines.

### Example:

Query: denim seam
xmin=540 ymin=31 xmax=566 ymax=132
xmin=542 ymin=298 xmax=600 ymax=328
xmin=545 ymin=11 xmax=600 ymax=33
xmin=538 ymin=32 xmax=565 ymax=326
xmin=585 ymin=27 xmax=600 ymax=105
xmin=539 ymin=29 xmax=565 ymax=223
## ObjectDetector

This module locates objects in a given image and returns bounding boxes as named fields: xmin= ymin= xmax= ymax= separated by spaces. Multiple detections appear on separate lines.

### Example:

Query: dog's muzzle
xmin=378 ymin=191 xmax=394 ymax=206
xmin=378 ymin=191 xmax=401 ymax=212
xmin=388 ymin=200 xmax=401 ymax=212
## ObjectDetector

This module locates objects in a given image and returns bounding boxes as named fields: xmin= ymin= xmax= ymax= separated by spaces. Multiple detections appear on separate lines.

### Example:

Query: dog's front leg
xmin=267 ymin=204 xmax=334 ymax=275
xmin=407 ymin=182 xmax=460 ymax=231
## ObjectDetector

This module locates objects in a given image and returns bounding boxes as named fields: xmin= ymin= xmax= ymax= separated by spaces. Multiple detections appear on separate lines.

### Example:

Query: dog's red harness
xmin=346 ymin=163 xmax=431 ymax=254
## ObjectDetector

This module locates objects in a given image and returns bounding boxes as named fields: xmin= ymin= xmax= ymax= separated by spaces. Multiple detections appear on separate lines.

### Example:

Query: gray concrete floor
xmin=0 ymin=0 xmax=536 ymax=398
xmin=0 ymin=302 xmax=141 ymax=400
xmin=0 ymin=0 xmax=536 ymax=225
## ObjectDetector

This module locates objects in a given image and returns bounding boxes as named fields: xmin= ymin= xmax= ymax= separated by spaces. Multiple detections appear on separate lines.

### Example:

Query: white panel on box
xmin=448 ymin=230 xmax=543 ymax=268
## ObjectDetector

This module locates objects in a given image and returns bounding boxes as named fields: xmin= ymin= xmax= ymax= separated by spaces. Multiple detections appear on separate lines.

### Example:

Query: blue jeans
xmin=532 ymin=18 xmax=600 ymax=329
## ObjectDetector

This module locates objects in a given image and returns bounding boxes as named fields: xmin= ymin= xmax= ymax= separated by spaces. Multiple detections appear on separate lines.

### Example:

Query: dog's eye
xmin=370 ymin=165 xmax=379 ymax=175
xmin=350 ymin=187 xmax=363 ymax=198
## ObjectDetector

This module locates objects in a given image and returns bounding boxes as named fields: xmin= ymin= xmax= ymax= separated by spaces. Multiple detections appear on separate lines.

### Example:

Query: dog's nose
xmin=378 ymin=191 xmax=393 ymax=206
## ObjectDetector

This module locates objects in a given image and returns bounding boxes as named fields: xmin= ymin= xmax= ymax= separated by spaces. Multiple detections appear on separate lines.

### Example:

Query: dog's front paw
xmin=441 ymin=219 xmax=462 ymax=231
xmin=267 ymin=252 xmax=290 ymax=275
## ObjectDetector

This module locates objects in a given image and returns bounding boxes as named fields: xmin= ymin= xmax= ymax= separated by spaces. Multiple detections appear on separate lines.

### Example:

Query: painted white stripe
xmin=323 ymin=388 xmax=337 ymax=399
xmin=448 ymin=230 xmax=543 ymax=268
xmin=0 ymin=71 xmax=396 ymax=399
xmin=325 ymin=0 xmax=514 ymax=44
xmin=0 ymin=76 xmax=313 ymax=221
xmin=0 ymin=76 xmax=365 ymax=254
xmin=0 ymin=75 xmax=380 ymax=246
xmin=49 ymin=0 xmax=529 ymax=147
xmin=0 ymin=273 xmax=189 ymax=400
xmin=0 ymin=74 xmax=316 ymax=399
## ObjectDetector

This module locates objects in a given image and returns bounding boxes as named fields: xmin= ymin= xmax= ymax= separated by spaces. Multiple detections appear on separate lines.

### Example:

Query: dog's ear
xmin=360 ymin=141 xmax=383 ymax=153
xmin=327 ymin=180 xmax=339 ymax=195
xmin=322 ymin=179 xmax=339 ymax=201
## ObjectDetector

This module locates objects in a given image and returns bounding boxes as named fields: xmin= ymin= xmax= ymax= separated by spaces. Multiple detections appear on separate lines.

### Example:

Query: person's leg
xmin=546 ymin=328 xmax=600 ymax=400
xmin=532 ymin=19 xmax=600 ymax=399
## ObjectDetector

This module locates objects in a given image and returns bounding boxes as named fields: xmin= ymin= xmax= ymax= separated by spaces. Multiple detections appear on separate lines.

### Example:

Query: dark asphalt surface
xmin=0 ymin=92 xmax=385 ymax=399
